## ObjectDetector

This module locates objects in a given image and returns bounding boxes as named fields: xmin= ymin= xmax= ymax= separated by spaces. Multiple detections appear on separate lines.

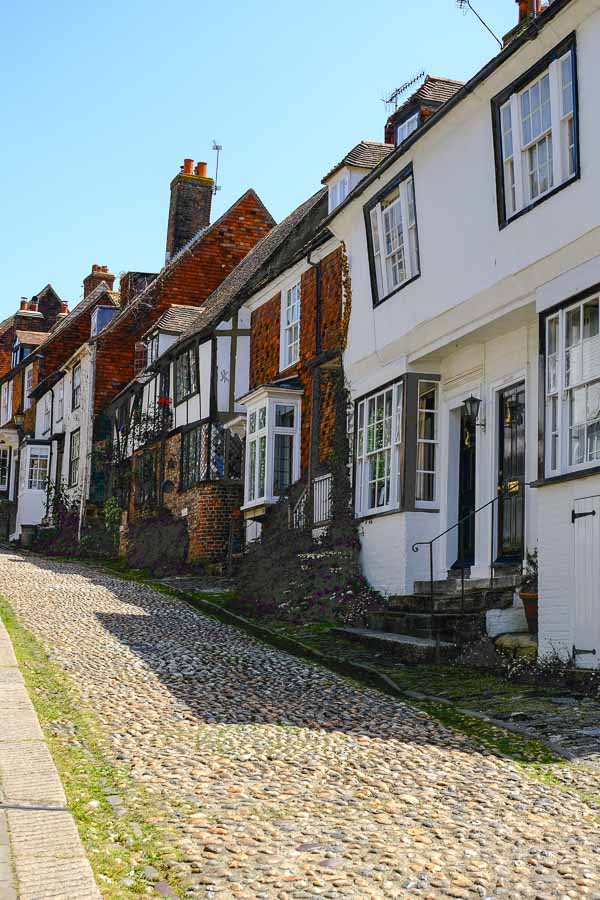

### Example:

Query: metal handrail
xmin=412 ymin=480 xmax=529 ymax=612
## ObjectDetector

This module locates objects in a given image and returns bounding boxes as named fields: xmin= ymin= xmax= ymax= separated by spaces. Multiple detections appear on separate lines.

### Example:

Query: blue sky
xmin=0 ymin=0 xmax=516 ymax=318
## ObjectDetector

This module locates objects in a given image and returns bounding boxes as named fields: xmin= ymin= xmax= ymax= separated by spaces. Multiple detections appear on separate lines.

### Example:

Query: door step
xmin=333 ymin=627 xmax=459 ymax=663
xmin=412 ymin=573 xmax=520 ymax=596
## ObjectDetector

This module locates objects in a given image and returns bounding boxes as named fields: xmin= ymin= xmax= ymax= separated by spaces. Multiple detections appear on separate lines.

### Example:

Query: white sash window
xmin=544 ymin=294 xmax=600 ymax=476
xmin=497 ymin=43 xmax=577 ymax=224
xmin=367 ymin=172 xmax=420 ymax=305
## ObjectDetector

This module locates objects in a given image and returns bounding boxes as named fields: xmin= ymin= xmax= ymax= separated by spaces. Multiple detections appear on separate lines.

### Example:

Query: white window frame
xmin=243 ymin=392 xmax=302 ymax=508
xmin=367 ymin=172 xmax=420 ymax=305
xmin=497 ymin=44 xmax=577 ymax=223
xmin=27 ymin=448 xmax=49 ymax=491
xmin=396 ymin=112 xmax=419 ymax=146
xmin=42 ymin=393 xmax=51 ymax=435
xmin=69 ymin=429 xmax=80 ymax=487
xmin=23 ymin=365 xmax=33 ymax=411
xmin=544 ymin=294 xmax=600 ymax=477
xmin=328 ymin=171 xmax=351 ymax=213
xmin=0 ymin=383 xmax=10 ymax=426
xmin=72 ymin=363 xmax=81 ymax=411
xmin=0 ymin=447 xmax=10 ymax=491
xmin=280 ymin=283 xmax=301 ymax=371
xmin=355 ymin=382 xmax=404 ymax=517
xmin=416 ymin=380 xmax=439 ymax=508
xmin=56 ymin=380 xmax=64 ymax=422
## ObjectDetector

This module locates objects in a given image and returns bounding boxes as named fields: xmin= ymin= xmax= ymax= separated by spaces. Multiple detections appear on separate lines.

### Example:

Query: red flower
xmin=158 ymin=396 xmax=171 ymax=406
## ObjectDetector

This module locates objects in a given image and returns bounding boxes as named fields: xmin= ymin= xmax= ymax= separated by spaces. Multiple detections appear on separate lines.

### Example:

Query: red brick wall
xmin=94 ymin=191 xmax=274 ymax=415
xmin=123 ymin=432 xmax=243 ymax=566
xmin=248 ymin=247 xmax=343 ymax=477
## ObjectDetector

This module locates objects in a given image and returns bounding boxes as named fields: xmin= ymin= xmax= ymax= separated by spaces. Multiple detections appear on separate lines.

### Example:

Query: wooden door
xmin=498 ymin=383 xmax=526 ymax=560
xmin=573 ymin=496 xmax=600 ymax=668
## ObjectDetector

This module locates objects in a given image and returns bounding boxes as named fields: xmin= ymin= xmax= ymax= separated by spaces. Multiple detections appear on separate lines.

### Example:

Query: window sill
xmin=499 ymin=172 xmax=579 ymax=229
xmin=532 ymin=464 xmax=600 ymax=489
xmin=372 ymin=272 xmax=421 ymax=309
xmin=355 ymin=505 xmax=440 ymax=524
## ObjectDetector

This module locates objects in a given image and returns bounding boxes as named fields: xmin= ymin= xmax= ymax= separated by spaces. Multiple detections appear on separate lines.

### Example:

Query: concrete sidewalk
xmin=0 ymin=618 xmax=100 ymax=900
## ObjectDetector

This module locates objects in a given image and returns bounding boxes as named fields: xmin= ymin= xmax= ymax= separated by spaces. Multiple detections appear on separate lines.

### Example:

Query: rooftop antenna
xmin=456 ymin=1 xmax=502 ymax=48
xmin=212 ymin=140 xmax=222 ymax=194
xmin=382 ymin=71 xmax=425 ymax=111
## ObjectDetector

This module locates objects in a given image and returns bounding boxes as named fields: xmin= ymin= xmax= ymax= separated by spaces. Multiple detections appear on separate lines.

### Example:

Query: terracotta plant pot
xmin=519 ymin=591 xmax=538 ymax=635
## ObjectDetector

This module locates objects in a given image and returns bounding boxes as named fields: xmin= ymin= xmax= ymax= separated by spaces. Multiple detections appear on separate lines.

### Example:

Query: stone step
xmin=366 ymin=610 xmax=484 ymax=643
xmin=333 ymin=627 xmax=459 ymax=663
xmin=388 ymin=588 xmax=514 ymax=614
xmin=412 ymin=573 xmax=520 ymax=596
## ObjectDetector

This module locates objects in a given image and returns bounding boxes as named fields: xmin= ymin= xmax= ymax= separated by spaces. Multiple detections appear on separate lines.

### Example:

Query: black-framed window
xmin=69 ymin=429 xmax=80 ymax=487
xmin=540 ymin=284 xmax=600 ymax=481
xmin=175 ymin=346 xmax=198 ymax=404
xmin=353 ymin=373 xmax=440 ymax=518
xmin=72 ymin=363 xmax=81 ymax=410
xmin=364 ymin=165 xmax=421 ymax=308
xmin=492 ymin=34 xmax=579 ymax=228
xmin=134 ymin=450 xmax=157 ymax=508
xmin=181 ymin=425 xmax=202 ymax=490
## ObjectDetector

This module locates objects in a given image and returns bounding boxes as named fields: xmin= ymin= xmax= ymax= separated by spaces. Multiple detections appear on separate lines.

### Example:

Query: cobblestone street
xmin=0 ymin=550 xmax=599 ymax=899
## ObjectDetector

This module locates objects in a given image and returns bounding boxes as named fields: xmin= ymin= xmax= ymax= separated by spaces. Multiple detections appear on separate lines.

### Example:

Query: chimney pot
xmin=60 ymin=301 xmax=69 ymax=315
xmin=83 ymin=263 xmax=115 ymax=298
xmin=19 ymin=300 xmax=28 ymax=311
xmin=183 ymin=158 xmax=194 ymax=175
xmin=29 ymin=298 xmax=39 ymax=312
xmin=195 ymin=162 xmax=208 ymax=177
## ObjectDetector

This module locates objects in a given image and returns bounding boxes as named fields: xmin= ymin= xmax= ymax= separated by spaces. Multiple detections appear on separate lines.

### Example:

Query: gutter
xmin=321 ymin=0 xmax=574 ymax=227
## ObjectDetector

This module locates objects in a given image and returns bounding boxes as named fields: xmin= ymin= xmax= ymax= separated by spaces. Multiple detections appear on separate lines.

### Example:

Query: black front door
xmin=453 ymin=408 xmax=476 ymax=568
xmin=497 ymin=382 xmax=526 ymax=561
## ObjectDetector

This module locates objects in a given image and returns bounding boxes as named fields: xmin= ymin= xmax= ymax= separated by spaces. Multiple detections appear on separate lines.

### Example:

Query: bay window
xmin=416 ymin=381 xmax=439 ymax=504
xmin=28 ymin=449 xmax=48 ymax=491
xmin=355 ymin=383 xmax=403 ymax=515
xmin=494 ymin=37 xmax=578 ymax=226
xmin=543 ymin=292 xmax=600 ymax=477
xmin=354 ymin=376 xmax=439 ymax=517
xmin=365 ymin=167 xmax=420 ymax=306
xmin=244 ymin=390 xmax=301 ymax=508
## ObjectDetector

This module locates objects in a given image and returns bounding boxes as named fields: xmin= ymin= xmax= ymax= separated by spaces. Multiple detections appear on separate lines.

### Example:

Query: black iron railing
xmin=412 ymin=480 xmax=528 ymax=612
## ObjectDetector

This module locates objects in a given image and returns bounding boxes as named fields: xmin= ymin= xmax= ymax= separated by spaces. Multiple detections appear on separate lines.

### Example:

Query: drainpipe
xmin=306 ymin=248 xmax=322 ymax=523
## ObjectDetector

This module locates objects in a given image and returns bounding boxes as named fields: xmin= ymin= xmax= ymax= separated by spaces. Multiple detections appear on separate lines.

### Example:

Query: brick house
xmin=109 ymin=189 xmax=332 ymax=567
xmin=0 ymin=273 xmax=119 ymax=539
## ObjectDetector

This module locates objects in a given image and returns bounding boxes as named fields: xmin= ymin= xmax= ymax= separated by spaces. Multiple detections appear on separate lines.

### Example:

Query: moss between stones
xmin=0 ymin=595 xmax=185 ymax=899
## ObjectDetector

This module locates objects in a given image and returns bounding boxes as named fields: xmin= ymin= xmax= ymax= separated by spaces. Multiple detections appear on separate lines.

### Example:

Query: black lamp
xmin=463 ymin=395 xmax=486 ymax=431
xmin=13 ymin=411 xmax=25 ymax=432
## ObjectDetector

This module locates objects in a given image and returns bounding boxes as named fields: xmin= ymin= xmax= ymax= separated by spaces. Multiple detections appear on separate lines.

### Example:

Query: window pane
xmin=273 ymin=434 xmax=294 ymax=495
xmin=566 ymin=307 xmax=581 ymax=346
xmin=248 ymin=440 xmax=257 ymax=500
xmin=587 ymin=420 xmax=600 ymax=461
xmin=547 ymin=317 xmax=558 ymax=355
xmin=275 ymin=404 xmax=295 ymax=428
xmin=419 ymin=382 xmax=437 ymax=411
xmin=587 ymin=381 xmax=600 ymax=423
xmin=249 ymin=411 xmax=256 ymax=435
xmin=416 ymin=472 xmax=435 ymax=503
xmin=258 ymin=436 xmax=266 ymax=496
xmin=583 ymin=299 xmax=599 ymax=339
xmin=570 ymin=386 xmax=586 ymax=425
xmin=561 ymin=54 xmax=573 ymax=116
xmin=570 ymin=425 xmax=585 ymax=465
xmin=258 ymin=406 xmax=266 ymax=430
xmin=417 ymin=442 xmax=436 ymax=472
xmin=418 ymin=411 xmax=436 ymax=440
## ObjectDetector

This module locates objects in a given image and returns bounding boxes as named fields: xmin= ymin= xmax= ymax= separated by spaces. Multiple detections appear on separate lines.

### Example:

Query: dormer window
xmin=396 ymin=112 xmax=419 ymax=146
xmin=328 ymin=172 xmax=351 ymax=213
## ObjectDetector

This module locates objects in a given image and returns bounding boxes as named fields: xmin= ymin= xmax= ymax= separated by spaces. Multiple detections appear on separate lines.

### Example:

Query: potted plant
xmin=519 ymin=549 xmax=538 ymax=635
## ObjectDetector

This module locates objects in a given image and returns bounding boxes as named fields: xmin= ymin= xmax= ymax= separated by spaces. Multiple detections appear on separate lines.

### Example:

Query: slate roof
xmin=322 ymin=141 xmax=394 ymax=183
xmin=14 ymin=331 xmax=46 ymax=346
xmin=144 ymin=305 xmax=203 ymax=338
xmin=171 ymin=187 xmax=329 ymax=348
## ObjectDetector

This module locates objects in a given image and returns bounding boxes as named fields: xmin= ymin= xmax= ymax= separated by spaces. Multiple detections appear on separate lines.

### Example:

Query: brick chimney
xmin=83 ymin=265 xmax=116 ymax=299
xmin=165 ymin=159 xmax=214 ymax=263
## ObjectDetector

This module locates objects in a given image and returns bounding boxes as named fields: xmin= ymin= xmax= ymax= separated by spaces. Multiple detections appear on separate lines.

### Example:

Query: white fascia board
xmin=238 ymin=384 xmax=304 ymax=408
xmin=536 ymin=255 xmax=600 ymax=314
xmin=243 ymin=236 xmax=339 ymax=315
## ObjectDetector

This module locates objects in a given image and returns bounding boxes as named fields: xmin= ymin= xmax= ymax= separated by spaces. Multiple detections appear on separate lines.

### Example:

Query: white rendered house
xmin=324 ymin=0 xmax=600 ymax=665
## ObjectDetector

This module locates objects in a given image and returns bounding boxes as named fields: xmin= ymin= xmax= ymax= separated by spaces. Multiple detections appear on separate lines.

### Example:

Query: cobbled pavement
xmin=0 ymin=549 xmax=599 ymax=900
